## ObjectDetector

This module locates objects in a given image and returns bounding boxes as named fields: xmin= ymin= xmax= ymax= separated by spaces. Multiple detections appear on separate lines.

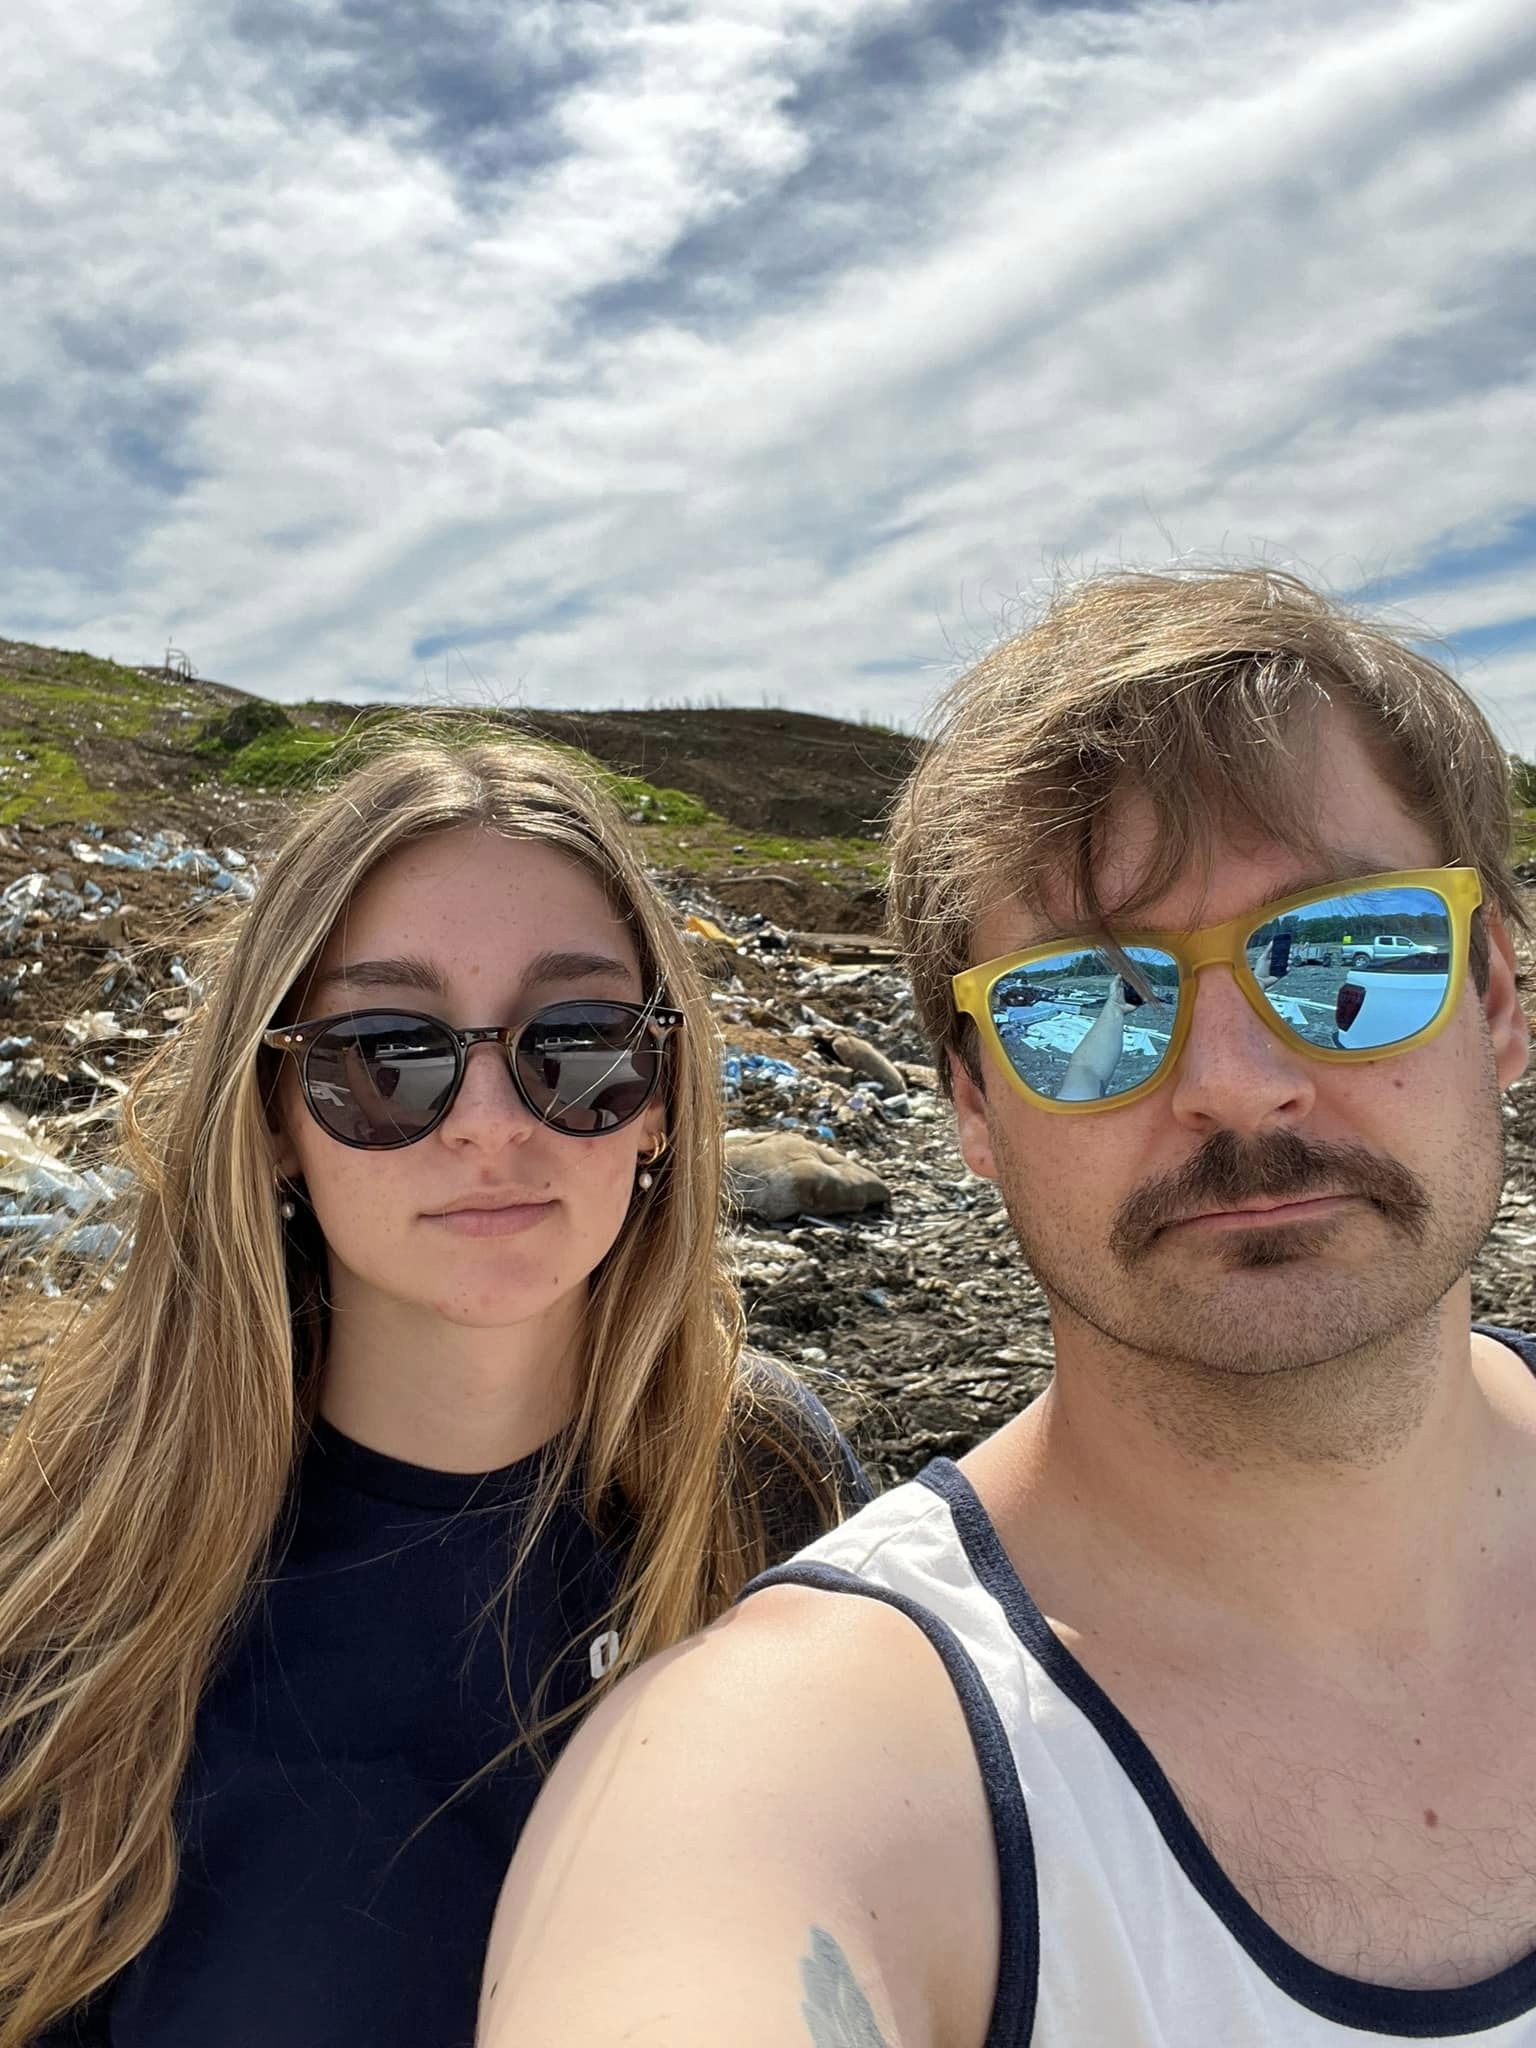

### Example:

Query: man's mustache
xmin=1108 ymin=1127 xmax=1431 ymax=1261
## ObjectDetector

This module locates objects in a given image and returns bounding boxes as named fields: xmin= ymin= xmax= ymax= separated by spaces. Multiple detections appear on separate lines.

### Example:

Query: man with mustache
xmin=480 ymin=569 xmax=1536 ymax=2048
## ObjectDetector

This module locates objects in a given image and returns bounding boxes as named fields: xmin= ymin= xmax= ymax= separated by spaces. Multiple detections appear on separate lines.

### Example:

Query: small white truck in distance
xmin=1344 ymin=934 xmax=1439 ymax=966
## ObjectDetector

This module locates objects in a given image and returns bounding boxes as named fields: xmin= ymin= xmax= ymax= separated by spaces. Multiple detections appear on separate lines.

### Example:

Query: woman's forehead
xmin=316 ymin=829 xmax=640 ymax=976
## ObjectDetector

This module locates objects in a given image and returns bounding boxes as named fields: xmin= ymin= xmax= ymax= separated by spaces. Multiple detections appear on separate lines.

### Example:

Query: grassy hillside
xmin=0 ymin=638 xmax=905 ymax=900
xmin=5 ymin=635 xmax=1532 ymax=883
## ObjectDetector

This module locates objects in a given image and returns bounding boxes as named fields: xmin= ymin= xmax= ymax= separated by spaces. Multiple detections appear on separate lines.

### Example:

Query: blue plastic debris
xmin=722 ymin=1048 xmax=801 ymax=1098
xmin=0 ymin=1214 xmax=125 ymax=1259
xmin=67 ymin=833 xmax=257 ymax=903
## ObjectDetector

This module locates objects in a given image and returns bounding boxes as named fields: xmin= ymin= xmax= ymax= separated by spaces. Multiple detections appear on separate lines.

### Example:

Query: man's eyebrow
xmin=1033 ymin=850 xmax=1409 ymax=943
xmin=1274 ymin=851 xmax=1404 ymax=897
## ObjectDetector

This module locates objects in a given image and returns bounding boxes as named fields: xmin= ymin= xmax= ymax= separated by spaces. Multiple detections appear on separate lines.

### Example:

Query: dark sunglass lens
xmin=987 ymin=946 xmax=1179 ymax=1103
xmin=1248 ymin=887 xmax=1454 ymax=1053
xmin=302 ymin=1014 xmax=459 ymax=1146
xmin=515 ymin=1004 xmax=661 ymax=1133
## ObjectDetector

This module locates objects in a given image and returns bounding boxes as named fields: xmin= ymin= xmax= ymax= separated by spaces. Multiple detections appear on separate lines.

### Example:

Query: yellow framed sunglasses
xmin=951 ymin=866 xmax=1484 ymax=1114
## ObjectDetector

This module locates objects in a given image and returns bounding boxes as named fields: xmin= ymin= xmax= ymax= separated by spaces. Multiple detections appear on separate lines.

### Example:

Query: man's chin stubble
xmin=1001 ymin=1200 xmax=1489 ymax=1468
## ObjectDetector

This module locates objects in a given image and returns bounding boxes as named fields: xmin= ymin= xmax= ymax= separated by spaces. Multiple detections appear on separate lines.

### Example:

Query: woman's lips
xmin=426 ymin=1201 xmax=557 ymax=1238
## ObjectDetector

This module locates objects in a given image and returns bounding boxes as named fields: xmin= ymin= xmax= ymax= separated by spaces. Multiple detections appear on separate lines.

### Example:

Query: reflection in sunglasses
xmin=268 ymin=1001 xmax=681 ymax=1147
xmin=981 ymin=881 xmax=1461 ymax=1106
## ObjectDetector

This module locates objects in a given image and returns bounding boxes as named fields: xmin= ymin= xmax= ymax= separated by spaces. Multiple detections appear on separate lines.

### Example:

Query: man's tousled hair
xmin=888 ymin=568 xmax=1530 ymax=1089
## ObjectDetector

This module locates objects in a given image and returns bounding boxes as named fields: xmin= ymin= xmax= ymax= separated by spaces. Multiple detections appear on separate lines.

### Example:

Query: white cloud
xmin=1447 ymin=642 xmax=1536 ymax=758
xmin=4 ymin=0 xmax=1535 ymax=747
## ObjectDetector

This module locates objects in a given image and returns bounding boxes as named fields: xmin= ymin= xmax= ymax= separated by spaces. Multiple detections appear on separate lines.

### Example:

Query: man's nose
xmin=1164 ymin=966 xmax=1317 ymax=1136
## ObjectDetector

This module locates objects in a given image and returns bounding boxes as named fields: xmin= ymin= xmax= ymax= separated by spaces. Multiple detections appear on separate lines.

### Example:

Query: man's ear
xmin=948 ymin=1050 xmax=999 ymax=1183
xmin=1483 ymin=906 xmax=1531 ymax=1091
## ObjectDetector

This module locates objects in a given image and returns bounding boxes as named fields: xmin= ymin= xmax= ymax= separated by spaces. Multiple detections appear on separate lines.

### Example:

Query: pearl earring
xmin=636 ymin=1134 xmax=668 ymax=1192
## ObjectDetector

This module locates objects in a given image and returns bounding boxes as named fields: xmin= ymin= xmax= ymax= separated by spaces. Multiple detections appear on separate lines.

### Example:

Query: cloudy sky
xmin=7 ymin=0 xmax=1535 ymax=746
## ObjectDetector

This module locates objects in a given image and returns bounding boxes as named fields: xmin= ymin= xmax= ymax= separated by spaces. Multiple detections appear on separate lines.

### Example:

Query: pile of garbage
xmin=667 ymin=898 xmax=1060 ymax=1477
xmin=0 ymin=823 xmax=259 ymax=1426
xmin=0 ymin=1104 xmax=128 ymax=1265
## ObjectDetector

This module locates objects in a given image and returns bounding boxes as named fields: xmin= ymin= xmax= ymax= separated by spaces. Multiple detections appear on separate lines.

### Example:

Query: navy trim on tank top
xmin=919 ymin=1320 xmax=1536 ymax=2039
xmin=750 ymin=1559 xmax=1038 ymax=2048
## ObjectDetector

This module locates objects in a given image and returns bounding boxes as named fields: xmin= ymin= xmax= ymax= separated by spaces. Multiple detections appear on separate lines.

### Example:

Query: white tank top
xmin=751 ymin=1325 xmax=1536 ymax=2046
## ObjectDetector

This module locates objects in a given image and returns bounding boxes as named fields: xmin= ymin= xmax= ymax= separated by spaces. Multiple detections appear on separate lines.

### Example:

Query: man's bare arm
xmin=475 ymin=1586 xmax=997 ymax=2048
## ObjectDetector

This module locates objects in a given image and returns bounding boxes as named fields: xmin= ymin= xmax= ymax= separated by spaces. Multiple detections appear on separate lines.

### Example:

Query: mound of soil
xmin=515 ymin=707 xmax=919 ymax=840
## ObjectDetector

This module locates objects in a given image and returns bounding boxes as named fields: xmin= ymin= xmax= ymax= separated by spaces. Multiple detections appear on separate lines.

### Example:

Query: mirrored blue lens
xmin=987 ymin=946 xmax=1180 ymax=1103
xmin=1246 ymin=886 xmax=1453 ymax=1052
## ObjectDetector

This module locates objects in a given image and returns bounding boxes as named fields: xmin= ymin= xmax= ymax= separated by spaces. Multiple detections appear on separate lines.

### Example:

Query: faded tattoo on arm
xmin=799 ymin=1927 xmax=891 ymax=2047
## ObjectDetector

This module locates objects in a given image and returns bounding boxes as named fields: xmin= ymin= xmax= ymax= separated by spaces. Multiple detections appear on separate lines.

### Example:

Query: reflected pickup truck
xmin=1344 ymin=935 xmax=1439 ymax=966
xmin=1334 ymin=952 xmax=1450 ymax=1051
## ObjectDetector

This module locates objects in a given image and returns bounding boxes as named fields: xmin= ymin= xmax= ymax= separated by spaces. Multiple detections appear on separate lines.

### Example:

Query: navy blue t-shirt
xmin=48 ymin=1378 xmax=867 ymax=2048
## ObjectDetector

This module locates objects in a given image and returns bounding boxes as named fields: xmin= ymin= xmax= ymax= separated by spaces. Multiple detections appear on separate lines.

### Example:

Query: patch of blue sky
xmin=106 ymin=425 xmax=203 ymax=501
xmin=223 ymin=516 xmax=560 ymax=696
xmin=227 ymin=0 xmax=591 ymax=190
xmin=0 ymin=404 xmax=169 ymax=587
xmin=1357 ymin=512 xmax=1536 ymax=608
xmin=813 ymin=505 xmax=942 ymax=580
xmin=795 ymin=0 xmax=1021 ymax=105
xmin=50 ymin=310 xmax=180 ymax=381
xmin=259 ymin=520 xmax=348 ymax=553
xmin=580 ymin=3 xmax=1031 ymax=337
xmin=1445 ymin=617 xmax=1536 ymax=662
xmin=856 ymin=657 xmax=932 ymax=677
xmin=1312 ymin=888 xmax=1449 ymax=917
xmin=412 ymin=595 xmax=593 ymax=664
xmin=3 ymin=318 xmax=203 ymax=580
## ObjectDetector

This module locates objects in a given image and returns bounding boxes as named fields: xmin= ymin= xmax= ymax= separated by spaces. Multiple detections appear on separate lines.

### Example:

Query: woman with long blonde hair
xmin=2 ymin=730 xmax=866 ymax=2048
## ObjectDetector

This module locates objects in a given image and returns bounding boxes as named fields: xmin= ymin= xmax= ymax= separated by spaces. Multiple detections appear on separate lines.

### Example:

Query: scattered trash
xmin=0 ymin=1214 xmax=125 ymax=1260
xmin=812 ymin=1029 xmax=906 ymax=1098
xmin=0 ymin=820 xmax=260 ymax=1354
xmin=0 ymin=1104 xmax=117 ymax=1213
xmin=61 ymin=1011 xmax=122 ymax=1047
xmin=67 ymin=832 xmax=256 ymax=902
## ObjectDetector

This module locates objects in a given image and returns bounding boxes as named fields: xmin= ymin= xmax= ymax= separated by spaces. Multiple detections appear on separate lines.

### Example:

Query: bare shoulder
xmin=479 ymin=1583 xmax=999 ymax=2048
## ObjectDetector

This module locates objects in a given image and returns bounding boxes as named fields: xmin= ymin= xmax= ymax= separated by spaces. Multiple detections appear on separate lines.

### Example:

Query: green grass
xmin=602 ymin=772 xmax=716 ymax=826
xmin=194 ymin=713 xmax=721 ymax=825
xmin=212 ymin=726 xmax=347 ymax=790
xmin=643 ymin=816 xmax=887 ymax=887
xmin=0 ymin=664 xmax=190 ymax=742
xmin=0 ymin=730 xmax=109 ymax=825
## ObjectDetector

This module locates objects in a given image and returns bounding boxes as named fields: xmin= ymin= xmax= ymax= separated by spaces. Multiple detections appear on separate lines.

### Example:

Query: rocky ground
xmin=4 ymin=788 xmax=1535 ymax=1488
